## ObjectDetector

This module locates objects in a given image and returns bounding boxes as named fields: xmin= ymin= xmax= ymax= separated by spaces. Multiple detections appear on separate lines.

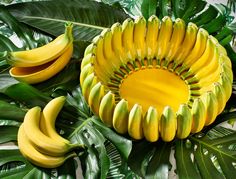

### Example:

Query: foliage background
xmin=0 ymin=0 xmax=235 ymax=178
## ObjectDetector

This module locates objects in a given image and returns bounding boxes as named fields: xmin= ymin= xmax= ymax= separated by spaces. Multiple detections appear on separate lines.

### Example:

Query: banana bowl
xmin=80 ymin=15 xmax=233 ymax=142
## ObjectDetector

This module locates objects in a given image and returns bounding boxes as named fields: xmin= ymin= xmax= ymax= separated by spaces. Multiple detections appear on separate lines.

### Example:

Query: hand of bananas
xmin=80 ymin=15 xmax=233 ymax=142
xmin=6 ymin=22 xmax=74 ymax=84
xmin=17 ymin=96 xmax=83 ymax=168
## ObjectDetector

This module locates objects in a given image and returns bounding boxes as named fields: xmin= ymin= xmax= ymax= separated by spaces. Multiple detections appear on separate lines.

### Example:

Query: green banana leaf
xmin=0 ymin=0 xmax=235 ymax=178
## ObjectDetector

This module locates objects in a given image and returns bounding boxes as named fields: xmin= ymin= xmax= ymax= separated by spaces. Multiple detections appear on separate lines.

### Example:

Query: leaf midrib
xmin=23 ymin=16 xmax=107 ymax=30
xmin=190 ymin=136 xmax=236 ymax=161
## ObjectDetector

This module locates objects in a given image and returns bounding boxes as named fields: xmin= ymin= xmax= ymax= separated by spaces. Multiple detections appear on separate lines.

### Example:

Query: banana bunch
xmin=17 ymin=96 xmax=82 ymax=168
xmin=80 ymin=15 xmax=233 ymax=142
xmin=7 ymin=23 xmax=74 ymax=84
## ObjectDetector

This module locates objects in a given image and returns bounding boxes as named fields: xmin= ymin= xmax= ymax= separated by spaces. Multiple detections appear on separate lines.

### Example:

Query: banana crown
xmin=80 ymin=15 xmax=233 ymax=142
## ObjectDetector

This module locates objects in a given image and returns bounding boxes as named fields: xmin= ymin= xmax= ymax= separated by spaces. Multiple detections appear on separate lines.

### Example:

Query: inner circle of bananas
xmin=80 ymin=15 xmax=233 ymax=142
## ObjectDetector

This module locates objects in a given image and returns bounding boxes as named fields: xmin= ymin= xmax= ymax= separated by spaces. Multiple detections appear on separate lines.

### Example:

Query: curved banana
xmin=40 ymin=96 xmax=69 ymax=144
xmin=9 ymin=43 xmax=73 ymax=84
xmin=133 ymin=16 xmax=147 ymax=60
xmin=143 ymin=106 xmax=159 ymax=142
xmin=213 ymin=82 xmax=227 ymax=114
xmin=112 ymin=99 xmax=129 ymax=134
xmin=18 ymin=124 xmax=76 ymax=168
xmin=23 ymin=106 xmax=80 ymax=157
xmin=6 ymin=23 xmax=73 ymax=67
xmin=128 ymin=104 xmax=143 ymax=140
xmin=99 ymin=91 xmax=115 ymax=127
xmin=159 ymin=106 xmax=176 ymax=142
xmin=81 ymin=73 xmax=98 ymax=101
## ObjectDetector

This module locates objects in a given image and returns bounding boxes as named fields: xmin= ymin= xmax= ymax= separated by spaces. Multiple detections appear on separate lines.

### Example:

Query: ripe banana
xmin=159 ymin=106 xmax=176 ymax=142
xmin=99 ymin=91 xmax=115 ymax=127
xmin=23 ymin=106 xmax=80 ymax=157
xmin=9 ymin=43 xmax=73 ymax=84
xmin=146 ymin=15 xmax=160 ymax=60
xmin=6 ymin=23 xmax=73 ymax=67
xmin=133 ymin=16 xmax=146 ymax=60
xmin=81 ymin=73 xmax=98 ymax=101
xmin=128 ymin=104 xmax=143 ymax=140
xmin=80 ymin=63 xmax=94 ymax=85
xmin=18 ymin=124 xmax=76 ymax=168
xmin=112 ymin=99 xmax=129 ymax=134
xmin=213 ymin=82 xmax=226 ymax=114
xmin=143 ymin=106 xmax=159 ymax=142
xmin=40 ymin=96 xmax=69 ymax=144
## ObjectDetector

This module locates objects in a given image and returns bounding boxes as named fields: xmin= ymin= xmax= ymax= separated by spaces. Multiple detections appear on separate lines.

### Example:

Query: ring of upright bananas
xmin=17 ymin=96 xmax=82 ymax=168
xmin=7 ymin=22 xmax=74 ymax=84
xmin=80 ymin=15 xmax=233 ymax=142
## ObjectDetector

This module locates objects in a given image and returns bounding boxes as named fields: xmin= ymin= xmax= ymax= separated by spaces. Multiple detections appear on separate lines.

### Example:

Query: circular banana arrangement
xmin=7 ymin=23 xmax=74 ymax=84
xmin=17 ymin=96 xmax=82 ymax=168
xmin=80 ymin=15 xmax=233 ymax=142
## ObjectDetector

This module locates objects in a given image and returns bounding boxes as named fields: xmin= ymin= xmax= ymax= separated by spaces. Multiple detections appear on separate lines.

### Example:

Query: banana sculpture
xmin=17 ymin=96 xmax=82 ymax=168
xmin=80 ymin=15 xmax=233 ymax=142
xmin=7 ymin=23 xmax=74 ymax=84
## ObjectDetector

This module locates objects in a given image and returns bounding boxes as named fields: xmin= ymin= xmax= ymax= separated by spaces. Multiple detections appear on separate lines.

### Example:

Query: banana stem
xmin=64 ymin=22 xmax=74 ymax=42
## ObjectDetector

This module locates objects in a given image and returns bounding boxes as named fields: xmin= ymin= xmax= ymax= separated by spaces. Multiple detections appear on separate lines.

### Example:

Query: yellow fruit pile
xmin=17 ymin=96 xmax=82 ymax=168
xmin=80 ymin=15 xmax=233 ymax=142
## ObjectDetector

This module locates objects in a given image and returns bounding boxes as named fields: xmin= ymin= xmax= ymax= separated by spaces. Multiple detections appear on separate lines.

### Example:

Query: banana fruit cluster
xmin=7 ymin=23 xmax=74 ymax=84
xmin=17 ymin=96 xmax=81 ymax=168
xmin=80 ymin=15 xmax=233 ymax=142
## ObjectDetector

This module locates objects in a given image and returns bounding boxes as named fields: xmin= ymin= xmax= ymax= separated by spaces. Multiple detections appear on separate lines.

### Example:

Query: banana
xmin=176 ymin=104 xmax=192 ymax=139
xmin=122 ymin=18 xmax=136 ymax=61
xmin=164 ymin=18 xmax=186 ymax=68
xmin=99 ymin=91 xmax=115 ymax=127
xmin=23 ymin=106 xmax=79 ymax=157
xmin=143 ymin=106 xmax=159 ymax=142
xmin=9 ymin=43 xmax=73 ymax=84
xmin=155 ymin=16 xmax=173 ymax=64
xmin=191 ymin=98 xmax=206 ymax=133
xmin=18 ymin=124 xmax=76 ymax=168
xmin=178 ymin=28 xmax=208 ymax=73
xmin=80 ymin=63 xmax=94 ymax=85
xmin=84 ymin=43 xmax=96 ymax=57
xmin=88 ymin=82 xmax=105 ymax=115
xmin=128 ymin=104 xmax=143 ymax=140
xmin=40 ymin=96 xmax=69 ymax=144
xmin=146 ymin=15 xmax=160 ymax=60
xmin=81 ymin=53 xmax=95 ymax=69
xmin=112 ymin=99 xmax=129 ymax=134
xmin=221 ymin=61 xmax=233 ymax=83
xmin=201 ymin=91 xmax=218 ymax=126
xmin=159 ymin=106 xmax=176 ymax=142
xmin=81 ymin=73 xmax=98 ymax=101
xmin=213 ymin=82 xmax=226 ymax=114
xmin=172 ymin=22 xmax=198 ymax=72
xmin=219 ymin=73 xmax=232 ymax=100
xmin=111 ymin=22 xmax=126 ymax=63
xmin=133 ymin=16 xmax=147 ymax=60
xmin=6 ymin=23 xmax=73 ymax=67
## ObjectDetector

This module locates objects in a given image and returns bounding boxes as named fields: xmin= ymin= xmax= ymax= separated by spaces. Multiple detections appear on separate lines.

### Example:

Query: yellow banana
xmin=18 ymin=124 xmax=76 ymax=168
xmin=172 ymin=22 xmax=198 ymax=72
xmin=81 ymin=73 xmax=98 ymax=101
xmin=40 ymin=96 xmax=70 ymax=144
xmin=191 ymin=98 xmax=206 ymax=133
xmin=9 ymin=43 xmax=73 ymax=84
xmin=176 ymin=104 xmax=192 ymax=139
xmin=213 ymin=82 xmax=226 ymax=114
xmin=146 ymin=15 xmax=160 ymax=60
xmin=81 ymin=53 xmax=95 ymax=69
xmin=155 ymin=16 xmax=173 ymax=64
xmin=122 ymin=18 xmax=136 ymax=61
xmin=99 ymin=91 xmax=115 ymax=127
xmin=23 ymin=107 xmax=79 ymax=157
xmin=7 ymin=23 xmax=73 ymax=67
xmin=201 ymin=91 xmax=218 ymax=126
xmin=219 ymin=73 xmax=232 ymax=100
xmin=88 ymin=82 xmax=105 ymax=115
xmin=112 ymin=99 xmax=129 ymax=134
xmin=159 ymin=106 xmax=176 ymax=142
xmin=164 ymin=18 xmax=186 ymax=68
xmin=143 ymin=106 xmax=159 ymax=142
xmin=133 ymin=16 xmax=146 ymax=60
xmin=80 ymin=63 xmax=94 ymax=85
xmin=128 ymin=104 xmax=143 ymax=140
